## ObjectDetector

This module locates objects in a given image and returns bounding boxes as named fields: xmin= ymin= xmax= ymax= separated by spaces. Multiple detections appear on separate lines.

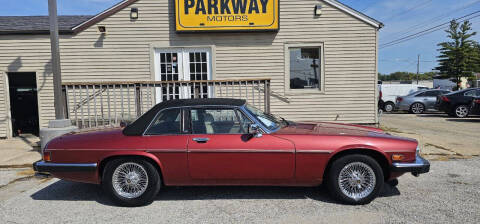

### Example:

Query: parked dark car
xmin=470 ymin=97 xmax=480 ymax=115
xmin=435 ymin=88 xmax=480 ymax=118
xmin=396 ymin=90 xmax=450 ymax=114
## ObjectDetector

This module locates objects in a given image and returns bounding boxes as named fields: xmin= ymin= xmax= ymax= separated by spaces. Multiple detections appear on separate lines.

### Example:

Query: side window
xmin=465 ymin=90 xmax=476 ymax=97
xmin=191 ymin=108 xmax=252 ymax=134
xmin=424 ymin=91 xmax=439 ymax=97
xmin=416 ymin=92 xmax=427 ymax=97
xmin=145 ymin=108 xmax=182 ymax=135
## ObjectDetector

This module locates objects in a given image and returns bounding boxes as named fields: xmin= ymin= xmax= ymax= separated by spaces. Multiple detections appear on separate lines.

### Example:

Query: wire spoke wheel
xmin=112 ymin=162 xmax=149 ymax=199
xmin=338 ymin=162 xmax=376 ymax=201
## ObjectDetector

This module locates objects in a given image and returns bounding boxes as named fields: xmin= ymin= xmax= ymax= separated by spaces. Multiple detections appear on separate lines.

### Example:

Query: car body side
xmin=396 ymin=90 xmax=450 ymax=112
xmin=43 ymin=117 xmax=418 ymax=187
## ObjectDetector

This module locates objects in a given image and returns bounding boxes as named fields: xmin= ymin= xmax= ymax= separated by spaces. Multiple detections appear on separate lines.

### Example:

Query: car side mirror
xmin=249 ymin=123 xmax=263 ymax=138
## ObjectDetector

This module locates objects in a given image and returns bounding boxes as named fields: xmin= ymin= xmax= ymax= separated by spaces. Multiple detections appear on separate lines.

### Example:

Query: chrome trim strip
xmin=146 ymin=149 xmax=186 ymax=153
xmin=188 ymin=149 xmax=294 ymax=153
xmin=297 ymin=150 xmax=333 ymax=154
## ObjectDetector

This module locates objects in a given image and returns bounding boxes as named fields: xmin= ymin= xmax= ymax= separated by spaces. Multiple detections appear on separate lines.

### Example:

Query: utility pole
xmin=416 ymin=54 xmax=420 ymax=84
xmin=48 ymin=0 xmax=65 ymax=119
xmin=40 ymin=0 xmax=77 ymax=150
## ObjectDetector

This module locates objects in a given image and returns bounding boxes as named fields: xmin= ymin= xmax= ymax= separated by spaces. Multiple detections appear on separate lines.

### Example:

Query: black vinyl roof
xmin=123 ymin=98 xmax=246 ymax=136
xmin=0 ymin=15 xmax=92 ymax=35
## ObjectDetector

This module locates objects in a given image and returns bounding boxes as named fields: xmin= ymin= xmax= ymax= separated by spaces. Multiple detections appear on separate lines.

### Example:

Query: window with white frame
xmin=289 ymin=47 xmax=322 ymax=90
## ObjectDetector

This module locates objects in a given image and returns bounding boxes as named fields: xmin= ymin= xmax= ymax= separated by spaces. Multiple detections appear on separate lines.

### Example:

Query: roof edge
xmin=0 ymin=30 xmax=74 ymax=35
xmin=323 ymin=0 xmax=384 ymax=29
xmin=72 ymin=0 xmax=139 ymax=34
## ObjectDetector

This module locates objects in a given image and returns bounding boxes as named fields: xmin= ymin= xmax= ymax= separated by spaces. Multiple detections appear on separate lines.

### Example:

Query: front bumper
xmin=391 ymin=154 xmax=430 ymax=176
xmin=33 ymin=160 xmax=97 ymax=173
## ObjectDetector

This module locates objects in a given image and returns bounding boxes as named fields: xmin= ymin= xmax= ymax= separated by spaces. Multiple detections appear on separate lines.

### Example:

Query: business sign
xmin=175 ymin=0 xmax=279 ymax=32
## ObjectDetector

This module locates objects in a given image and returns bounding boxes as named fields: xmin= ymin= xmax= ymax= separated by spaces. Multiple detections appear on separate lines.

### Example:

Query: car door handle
xmin=193 ymin=138 xmax=210 ymax=143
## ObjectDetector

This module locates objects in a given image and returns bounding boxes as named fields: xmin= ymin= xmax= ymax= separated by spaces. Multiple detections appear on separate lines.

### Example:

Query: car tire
xmin=102 ymin=158 xmax=161 ymax=207
xmin=453 ymin=105 xmax=469 ymax=118
xmin=410 ymin=103 xmax=425 ymax=114
xmin=327 ymin=154 xmax=384 ymax=205
xmin=383 ymin=102 xmax=395 ymax=112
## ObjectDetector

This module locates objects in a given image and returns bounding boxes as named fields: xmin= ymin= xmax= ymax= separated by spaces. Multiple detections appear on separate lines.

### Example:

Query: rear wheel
xmin=327 ymin=154 xmax=384 ymax=205
xmin=410 ymin=103 xmax=425 ymax=114
xmin=102 ymin=158 xmax=161 ymax=207
xmin=383 ymin=102 xmax=395 ymax=112
xmin=454 ymin=105 xmax=469 ymax=118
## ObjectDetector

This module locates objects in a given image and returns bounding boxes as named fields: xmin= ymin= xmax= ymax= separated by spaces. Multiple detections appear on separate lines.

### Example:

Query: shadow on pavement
xmin=30 ymin=180 xmax=400 ymax=206
xmin=415 ymin=114 xmax=449 ymax=118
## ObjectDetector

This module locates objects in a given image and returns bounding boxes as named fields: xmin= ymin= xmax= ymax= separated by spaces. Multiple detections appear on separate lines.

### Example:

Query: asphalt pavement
xmin=1 ymin=157 xmax=479 ymax=224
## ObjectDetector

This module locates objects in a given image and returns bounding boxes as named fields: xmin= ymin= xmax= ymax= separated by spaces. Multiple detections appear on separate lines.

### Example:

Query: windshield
xmin=244 ymin=104 xmax=282 ymax=131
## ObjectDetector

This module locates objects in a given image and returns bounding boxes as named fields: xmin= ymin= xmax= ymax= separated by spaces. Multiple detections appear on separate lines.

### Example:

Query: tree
xmin=473 ymin=42 xmax=480 ymax=73
xmin=435 ymin=20 xmax=478 ymax=89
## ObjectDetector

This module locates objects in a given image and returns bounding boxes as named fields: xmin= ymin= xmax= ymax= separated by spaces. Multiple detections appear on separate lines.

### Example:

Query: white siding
xmin=0 ymin=0 xmax=378 ymax=138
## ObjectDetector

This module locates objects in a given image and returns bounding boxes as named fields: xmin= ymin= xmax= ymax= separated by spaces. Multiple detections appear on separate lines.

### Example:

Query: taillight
xmin=441 ymin=96 xmax=450 ymax=102
xmin=397 ymin=97 xmax=403 ymax=102
xmin=379 ymin=91 xmax=382 ymax=99
xmin=43 ymin=151 xmax=51 ymax=162
xmin=474 ymin=99 xmax=480 ymax=104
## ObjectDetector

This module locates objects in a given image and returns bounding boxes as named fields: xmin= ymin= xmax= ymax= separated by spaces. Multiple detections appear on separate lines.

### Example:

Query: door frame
xmin=150 ymin=44 xmax=215 ymax=103
xmin=3 ymin=72 xmax=12 ymax=138
xmin=149 ymin=44 xmax=216 ymax=103
xmin=5 ymin=72 xmax=40 ymax=138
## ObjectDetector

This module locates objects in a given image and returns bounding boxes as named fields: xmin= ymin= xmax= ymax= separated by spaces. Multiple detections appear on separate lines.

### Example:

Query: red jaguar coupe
xmin=34 ymin=98 xmax=429 ymax=207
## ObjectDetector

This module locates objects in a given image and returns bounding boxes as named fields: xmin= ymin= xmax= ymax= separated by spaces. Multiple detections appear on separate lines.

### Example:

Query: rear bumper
xmin=33 ymin=160 xmax=97 ymax=173
xmin=391 ymin=155 xmax=430 ymax=176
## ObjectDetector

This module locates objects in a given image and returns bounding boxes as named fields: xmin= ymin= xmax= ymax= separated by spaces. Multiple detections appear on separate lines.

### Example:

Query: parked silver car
xmin=396 ymin=89 xmax=451 ymax=114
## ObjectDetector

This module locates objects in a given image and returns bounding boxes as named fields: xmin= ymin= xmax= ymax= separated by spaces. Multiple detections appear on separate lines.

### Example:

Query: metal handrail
xmin=62 ymin=78 xmax=271 ymax=129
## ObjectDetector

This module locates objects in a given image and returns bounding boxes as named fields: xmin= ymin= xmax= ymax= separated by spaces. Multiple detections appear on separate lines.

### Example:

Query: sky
xmin=0 ymin=0 xmax=479 ymax=75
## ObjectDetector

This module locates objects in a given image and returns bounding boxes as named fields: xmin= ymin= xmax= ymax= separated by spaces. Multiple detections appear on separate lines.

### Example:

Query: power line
xmin=380 ymin=13 xmax=480 ymax=49
xmin=360 ymin=0 xmax=379 ymax=12
xmin=382 ymin=0 xmax=480 ymax=41
xmin=380 ymin=11 xmax=480 ymax=49
xmin=381 ymin=0 xmax=433 ymax=22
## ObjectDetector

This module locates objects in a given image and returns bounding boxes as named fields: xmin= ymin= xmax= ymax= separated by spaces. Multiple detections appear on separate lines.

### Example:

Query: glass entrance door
xmin=154 ymin=48 xmax=211 ymax=103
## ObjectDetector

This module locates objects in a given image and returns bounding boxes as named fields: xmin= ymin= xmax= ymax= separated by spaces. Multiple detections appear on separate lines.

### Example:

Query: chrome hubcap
xmin=412 ymin=103 xmax=423 ymax=113
xmin=338 ymin=162 xmax=376 ymax=201
xmin=112 ymin=162 xmax=148 ymax=199
xmin=456 ymin=106 xmax=468 ymax=117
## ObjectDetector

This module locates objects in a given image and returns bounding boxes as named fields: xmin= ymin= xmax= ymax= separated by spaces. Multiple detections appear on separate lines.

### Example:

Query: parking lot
xmin=1 ymin=156 xmax=479 ymax=224
xmin=380 ymin=112 xmax=480 ymax=159
xmin=1 ymin=112 xmax=479 ymax=224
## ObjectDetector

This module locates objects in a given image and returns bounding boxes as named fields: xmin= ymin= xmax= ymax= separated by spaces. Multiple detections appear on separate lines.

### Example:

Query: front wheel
xmin=327 ymin=154 xmax=384 ymax=205
xmin=102 ymin=158 xmax=161 ymax=207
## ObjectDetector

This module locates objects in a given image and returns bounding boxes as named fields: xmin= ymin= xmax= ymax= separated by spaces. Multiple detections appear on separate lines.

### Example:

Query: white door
xmin=154 ymin=48 xmax=212 ymax=103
